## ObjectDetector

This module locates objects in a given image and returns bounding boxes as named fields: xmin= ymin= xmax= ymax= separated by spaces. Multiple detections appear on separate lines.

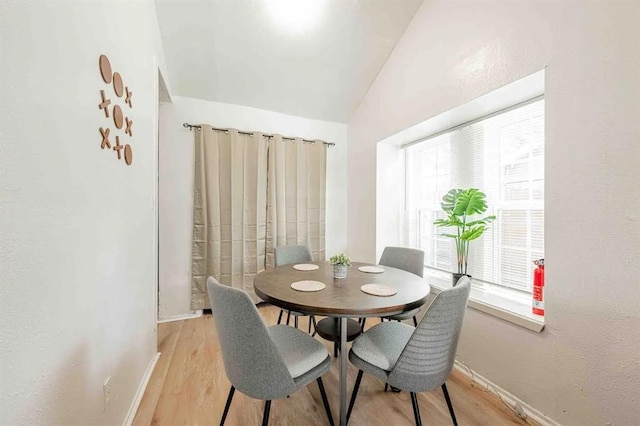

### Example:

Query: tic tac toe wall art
xmin=98 ymin=54 xmax=133 ymax=166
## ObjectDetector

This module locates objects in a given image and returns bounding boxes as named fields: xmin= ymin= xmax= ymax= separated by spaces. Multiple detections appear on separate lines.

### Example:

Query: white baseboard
xmin=454 ymin=361 xmax=561 ymax=426
xmin=158 ymin=310 xmax=203 ymax=324
xmin=123 ymin=352 xmax=161 ymax=426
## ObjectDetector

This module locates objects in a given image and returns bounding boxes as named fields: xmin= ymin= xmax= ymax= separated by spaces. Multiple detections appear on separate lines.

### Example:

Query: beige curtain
xmin=266 ymin=136 xmax=326 ymax=268
xmin=191 ymin=126 xmax=268 ymax=308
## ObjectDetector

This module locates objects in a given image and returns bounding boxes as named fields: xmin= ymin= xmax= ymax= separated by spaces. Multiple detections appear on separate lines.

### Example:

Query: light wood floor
xmin=134 ymin=305 xmax=537 ymax=426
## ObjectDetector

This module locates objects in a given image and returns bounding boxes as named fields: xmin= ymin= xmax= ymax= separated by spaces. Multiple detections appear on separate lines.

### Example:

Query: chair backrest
xmin=274 ymin=245 xmax=313 ymax=266
xmin=378 ymin=246 xmax=425 ymax=278
xmin=388 ymin=277 xmax=471 ymax=392
xmin=207 ymin=277 xmax=297 ymax=399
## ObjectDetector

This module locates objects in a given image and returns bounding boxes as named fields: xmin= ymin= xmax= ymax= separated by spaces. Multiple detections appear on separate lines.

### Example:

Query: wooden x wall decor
xmin=98 ymin=54 xmax=134 ymax=166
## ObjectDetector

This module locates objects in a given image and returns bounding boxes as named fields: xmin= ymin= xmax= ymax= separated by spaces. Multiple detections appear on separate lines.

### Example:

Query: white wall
xmin=348 ymin=1 xmax=640 ymax=425
xmin=159 ymin=96 xmax=347 ymax=319
xmin=0 ymin=1 xmax=165 ymax=424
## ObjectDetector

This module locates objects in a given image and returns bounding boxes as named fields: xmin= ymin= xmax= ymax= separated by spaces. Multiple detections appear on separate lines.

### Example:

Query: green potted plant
xmin=329 ymin=253 xmax=351 ymax=279
xmin=434 ymin=188 xmax=496 ymax=285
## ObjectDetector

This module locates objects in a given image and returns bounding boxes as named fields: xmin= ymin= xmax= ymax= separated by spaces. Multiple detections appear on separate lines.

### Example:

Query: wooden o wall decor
xmin=124 ymin=144 xmax=133 ymax=165
xmin=99 ymin=55 xmax=112 ymax=84
xmin=113 ymin=72 xmax=124 ymax=97
xmin=113 ymin=105 xmax=123 ymax=129
xmin=97 ymin=54 xmax=134 ymax=166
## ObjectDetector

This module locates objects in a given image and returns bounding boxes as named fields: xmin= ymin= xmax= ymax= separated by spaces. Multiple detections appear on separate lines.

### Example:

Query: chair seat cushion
xmin=351 ymin=321 xmax=414 ymax=371
xmin=269 ymin=325 xmax=328 ymax=378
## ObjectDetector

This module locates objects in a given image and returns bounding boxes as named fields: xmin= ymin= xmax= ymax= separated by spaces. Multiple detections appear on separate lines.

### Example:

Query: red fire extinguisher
xmin=532 ymin=259 xmax=545 ymax=316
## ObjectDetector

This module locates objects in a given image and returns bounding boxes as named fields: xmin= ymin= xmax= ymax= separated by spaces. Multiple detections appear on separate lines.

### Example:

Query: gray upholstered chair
xmin=378 ymin=246 xmax=425 ymax=326
xmin=207 ymin=277 xmax=334 ymax=426
xmin=274 ymin=245 xmax=317 ymax=333
xmin=274 ymin=244 xmax=313 ymax=266
xmin=346 ymin=277 xmax=471 ymax=426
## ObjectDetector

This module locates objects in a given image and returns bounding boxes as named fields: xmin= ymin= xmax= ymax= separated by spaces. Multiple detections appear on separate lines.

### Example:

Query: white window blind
xmin=404 ymin=99 xmax=545 ymax=293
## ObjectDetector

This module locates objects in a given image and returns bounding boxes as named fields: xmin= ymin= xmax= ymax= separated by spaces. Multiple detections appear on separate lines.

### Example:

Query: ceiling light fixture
xmin=264 ymin=0 xmax=326 ymax=33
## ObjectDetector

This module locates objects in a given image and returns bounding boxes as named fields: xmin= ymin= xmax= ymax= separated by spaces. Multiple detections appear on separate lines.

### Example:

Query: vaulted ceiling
xmin=155 ymin=0 xmax=423 ymax=123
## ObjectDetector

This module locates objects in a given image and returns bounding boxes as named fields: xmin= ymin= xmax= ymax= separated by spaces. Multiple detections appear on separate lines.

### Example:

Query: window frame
xmin=375 ymin=70 xmax=546 ymax=331
xmin=400 ymin=96 xmax=545 ymax=331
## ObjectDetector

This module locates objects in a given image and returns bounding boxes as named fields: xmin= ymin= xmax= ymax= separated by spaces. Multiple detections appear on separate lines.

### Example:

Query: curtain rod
xmin=182 ymin=123 xmax=335 ymax=147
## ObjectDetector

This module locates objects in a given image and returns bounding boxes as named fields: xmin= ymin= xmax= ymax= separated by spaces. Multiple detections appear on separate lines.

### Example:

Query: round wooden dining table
xmin=254 ymin=261 xmax=430 ymax=426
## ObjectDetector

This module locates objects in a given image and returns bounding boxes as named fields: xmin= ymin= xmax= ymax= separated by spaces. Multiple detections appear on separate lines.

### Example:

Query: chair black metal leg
xmin=410 ymin=392 xmax=422 ymax=426
xmin=311 ymin=316 xmax=318 ymax=336
xmin=286 ymin=310 xmax=291 ymax=325
xmin=262 ymin=400 xmax=271 ymax=426
xmin=333 ymin=342 xmax=338 ymax=358
xmin=316 ymin=377 xmax=335 ymax=426
xmin=360 ymin=317 xmax=366 ymax=331
xmin=277 ymin=309 xmax=284 ymax=325
xmin=346 ymin=370 xmax=363 ymax=423
xmin=308 ymin=316 xmax=312 ymax=333
xmin=384 ymin=383 xmax=388 ymax=392
xmin=295 ymin=315 xmax=299 ymax=329
xmin=220 ymin=386 xmax=235 ymax=425
xmin=442 ymin=383 xmax=458 ymax=426
xmin=412 ymin=316 xmax=418 ymax=327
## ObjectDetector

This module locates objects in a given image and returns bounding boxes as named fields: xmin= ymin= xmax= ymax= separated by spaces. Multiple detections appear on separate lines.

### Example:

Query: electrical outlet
xmin=103 ymin=376 xmax=111 ymax=411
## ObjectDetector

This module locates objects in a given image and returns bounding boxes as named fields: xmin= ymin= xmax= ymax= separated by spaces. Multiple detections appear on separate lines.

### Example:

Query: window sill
xmin=427 ymin=275 xmax=545 ymax=333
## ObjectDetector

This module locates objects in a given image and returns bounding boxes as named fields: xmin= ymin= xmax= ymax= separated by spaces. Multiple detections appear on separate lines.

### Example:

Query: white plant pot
xmin=333 ymin=265 xmax=348 ymax=279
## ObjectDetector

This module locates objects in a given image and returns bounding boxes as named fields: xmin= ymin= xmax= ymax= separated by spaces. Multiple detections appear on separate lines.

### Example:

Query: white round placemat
xmin=358 ymin=265 xmax=385 ymax=274
xmin=291 ymin=280 xmax=326 ymax=292
xmin=293 ymin=263 xmax=320 ymax=271
xmin=360 ymin=284 xmax=397 ymax=297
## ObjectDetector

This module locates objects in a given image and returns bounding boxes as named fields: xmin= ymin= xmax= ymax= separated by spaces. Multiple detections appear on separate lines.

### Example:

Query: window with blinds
xmin=403 ymin=99 xmax=544 ymax=293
